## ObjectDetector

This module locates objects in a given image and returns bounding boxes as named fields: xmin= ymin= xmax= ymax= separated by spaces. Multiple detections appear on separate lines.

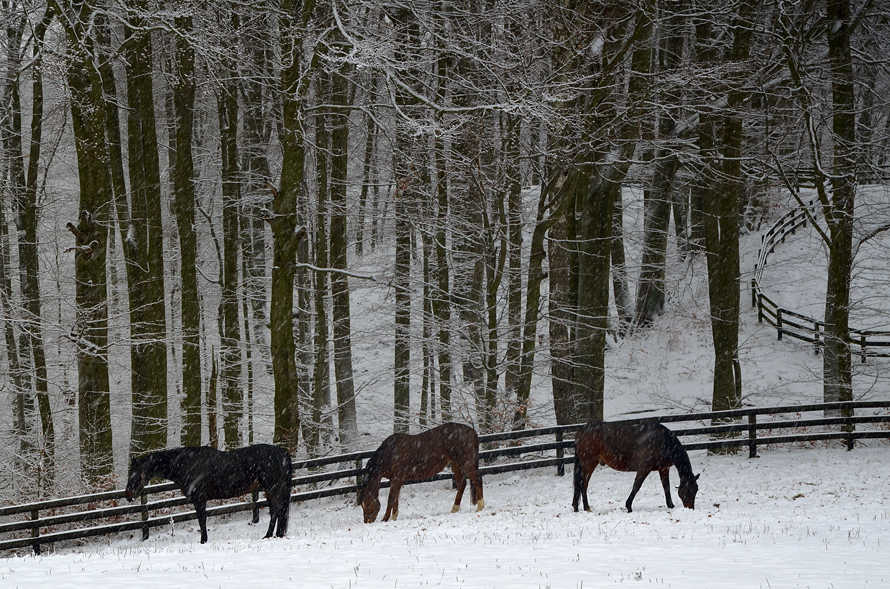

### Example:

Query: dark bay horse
xmin=359 ymin=422 xmax=484 ymax=523
xmin=126 ymin=444 xmax=292 ymax=543
xmin=572 ymin=421 xmax=699 ymax=513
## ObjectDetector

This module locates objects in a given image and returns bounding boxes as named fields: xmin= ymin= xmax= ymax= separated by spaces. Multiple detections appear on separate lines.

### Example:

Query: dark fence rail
xmin=2 ymin=401 xmax=889 ymax=555
xmin=752 ymin=196 xmax=890 ymax=357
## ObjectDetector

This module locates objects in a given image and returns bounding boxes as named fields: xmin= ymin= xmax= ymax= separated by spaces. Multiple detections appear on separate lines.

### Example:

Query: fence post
xmin=814 ymin=323 xmax=821 ymax=355
xmin=31 ymin=508 xmax=40 ymax=555
xmin=355 ymin=458 xmax=363 ymax=503
xmin=556 ymin=431 xmax=565 ymax=477
xmin=748 ymin=413 xmax=757 ymax=459
xmin=777 ymin=309 xmax=783 ymax=340
xmin=141 ymin=492 xmax=149 ymax=541
xmin=751 ymin=278 xmax=757 ymax=308
xmin=860 ymin=334 xmax=867 ymax=363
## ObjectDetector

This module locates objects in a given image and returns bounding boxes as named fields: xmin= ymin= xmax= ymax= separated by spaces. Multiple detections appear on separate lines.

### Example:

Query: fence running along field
xmin=752 ymin=194 xmax=890 ymax=358
xmin=2 ymin=401 xmax=889 ymax=555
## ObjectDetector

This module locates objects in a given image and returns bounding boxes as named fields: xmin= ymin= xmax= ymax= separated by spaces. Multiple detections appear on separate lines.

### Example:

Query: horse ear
xmin=695 ymin=474 xmax=700 ymax=480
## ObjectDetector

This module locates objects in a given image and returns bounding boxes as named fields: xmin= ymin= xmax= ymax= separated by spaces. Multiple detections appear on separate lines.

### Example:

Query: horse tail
xmin=471 ymin=434 xmax=481 ymax=505
xmin=573 ymin=452 xmax=582 ymax=502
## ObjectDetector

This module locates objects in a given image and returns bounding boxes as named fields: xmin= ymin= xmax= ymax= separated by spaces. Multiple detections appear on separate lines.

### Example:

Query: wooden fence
xmin=752 ymin=196 xmax=890 ymax=358
xmin=2 ymin=401 xmax=889 ymax=555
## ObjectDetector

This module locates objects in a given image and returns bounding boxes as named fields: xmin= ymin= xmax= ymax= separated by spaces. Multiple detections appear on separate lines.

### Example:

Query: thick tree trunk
xmin=271 ymin=0 xmax=315 ymax=451
xmin=57 ymin=3 xmax=114 ymax=483
xmin=124 ymin=2 xmax=169 ymax=456
xmin=704 ymin=0 xmax=752 ymax=415
xmin=823 ymin=0 xmax=856 ymax=415
xmin=171 ymin=14 xmax=202 ymax=448
xmin=547 ymin=196 xmax=578 ymax=425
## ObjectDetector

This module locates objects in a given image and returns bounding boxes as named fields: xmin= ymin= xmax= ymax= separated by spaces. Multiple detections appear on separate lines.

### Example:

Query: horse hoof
xmin=391 ymin=512 xmax=398 ymax=521
xmin=476 ymin=499 xmax=484 ymax=511
xmin=451 ymin=504 xmax=460 ymax=513
xmin=585 ymin=508 xmax=591 ymax=513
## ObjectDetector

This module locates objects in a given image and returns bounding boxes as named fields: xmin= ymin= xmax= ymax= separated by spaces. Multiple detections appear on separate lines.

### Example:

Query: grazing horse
xmin=126 ymin=444 xmax=292 ymax=544
xmin=359 ymin=422 xmax=484 ymax=523
xmin=572 ymin=421 xmax=699 ymax=513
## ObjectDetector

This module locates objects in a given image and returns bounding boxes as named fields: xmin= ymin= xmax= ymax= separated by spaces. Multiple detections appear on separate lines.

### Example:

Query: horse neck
xmin=668 ymin=438 xmax=695 ymax=482
xmin=141 ymin=450 xmax=177 ymax=481
xmin=362 ymin=453 xmax=383 ymax=495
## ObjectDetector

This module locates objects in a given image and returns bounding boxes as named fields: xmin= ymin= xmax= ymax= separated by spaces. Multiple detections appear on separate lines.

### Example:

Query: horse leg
xmin=263 ymin=489 xmax=279 ymax=539
xmin=195 ymin=500 xmax=209 ymax=544
xmin=451 ymin=465 xmax=467 ymax=513
xmin=264 ymin=488 xmax=289 ymax=539
xmin=625 ymin=470 xmax=651 ymax=513
xmin=573 ymin=458 xmax=595 ymax=513
xmin=468 ymin=461 xmax=484 ymax=511
xmin=277 ymin=487 xmax=290 ymax=537
xmin=383 ymin=482 xmax=401 ymax=522
xmin=658 ymin=467 xmax=674 ymax=509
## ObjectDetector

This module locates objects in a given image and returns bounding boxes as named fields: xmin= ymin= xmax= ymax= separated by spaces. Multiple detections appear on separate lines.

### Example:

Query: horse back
xmin=576 ymin=422 xmax=676 ymax=472
xmin=180 ymin=445 xmax=291 ymax=501
xmin=434 ymin=423 xmax=479 ymax=465
xmin=376 ymin=423 xmax=477 ymax=481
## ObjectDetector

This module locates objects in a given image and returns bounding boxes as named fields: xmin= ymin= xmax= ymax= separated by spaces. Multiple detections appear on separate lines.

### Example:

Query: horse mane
xmin=360 ymin=447 xmax=383 ymax=498
xmin=665 ymin=430 xmax=695 ymax=480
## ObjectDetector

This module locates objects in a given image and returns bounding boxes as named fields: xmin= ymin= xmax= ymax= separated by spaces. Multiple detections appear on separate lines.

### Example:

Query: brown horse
xmin=359 ymin=422 xmax=484 ymax=523
xmin=572 ymin=421 xmax=699 ymax=513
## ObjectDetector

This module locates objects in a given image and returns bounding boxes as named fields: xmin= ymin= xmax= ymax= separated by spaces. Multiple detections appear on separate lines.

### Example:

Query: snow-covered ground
xmin=2 ymin=445 xmax=888 ymax=588
xmin=3 ymin=185 xmax=888 ymax=587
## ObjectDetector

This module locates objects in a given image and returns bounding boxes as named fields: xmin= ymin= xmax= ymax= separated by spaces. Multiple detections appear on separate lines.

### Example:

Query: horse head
xmin=125 ymin=457 xmax=145 ymax=502
xmin=677 ymin=473 xmax=700 ymax=509
xmin=359 ymin=481 xmax=381 ymax=523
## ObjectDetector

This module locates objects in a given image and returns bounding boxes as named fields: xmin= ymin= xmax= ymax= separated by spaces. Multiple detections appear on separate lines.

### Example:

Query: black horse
xmin=126 ymin=444 xmax=292 ymax=544
xmin=573 ymin=421 xmax=699 ymax=513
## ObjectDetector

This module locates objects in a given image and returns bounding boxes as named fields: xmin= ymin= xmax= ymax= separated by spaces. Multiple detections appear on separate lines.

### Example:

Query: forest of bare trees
xmin=0 ymin=0 xmax=887 ymax=499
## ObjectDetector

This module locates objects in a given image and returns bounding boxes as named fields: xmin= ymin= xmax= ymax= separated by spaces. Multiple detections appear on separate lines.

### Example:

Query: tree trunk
xmin=503 ymin=113 xmax=524 ymax=415
xmin=634 ymin=1 xmax=683 ymax=328
xmin=218 ymin=24 xmax=243 ymax=449
xmin=310 ymin=74 xmax=332 ymax=454
xmin=329 ymin=60 xmax=359 ymax=449
xmin=823 ymin=0 xmax=856 ymax=415
xmin=4 ymin=4 xmax=56 ymax=487
xmin=547 ymin=193 xmax=578 ymax=425
xmin=705 ymin=0 xmax=752 ymax=415
xmin=432 ymin=51 xmax=453 ymax=422
xmin=171 ymin=14 xmax=203 ymax=448
xmin=272 ymin=0 xmax=315 ymax=451
xmin=55 ymin=0 xmax=114 ymax=483
xmin=123 ymin=1 xmax=169 ymax=456
xmin=393 ymin=174 xmax=412 ymax=434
